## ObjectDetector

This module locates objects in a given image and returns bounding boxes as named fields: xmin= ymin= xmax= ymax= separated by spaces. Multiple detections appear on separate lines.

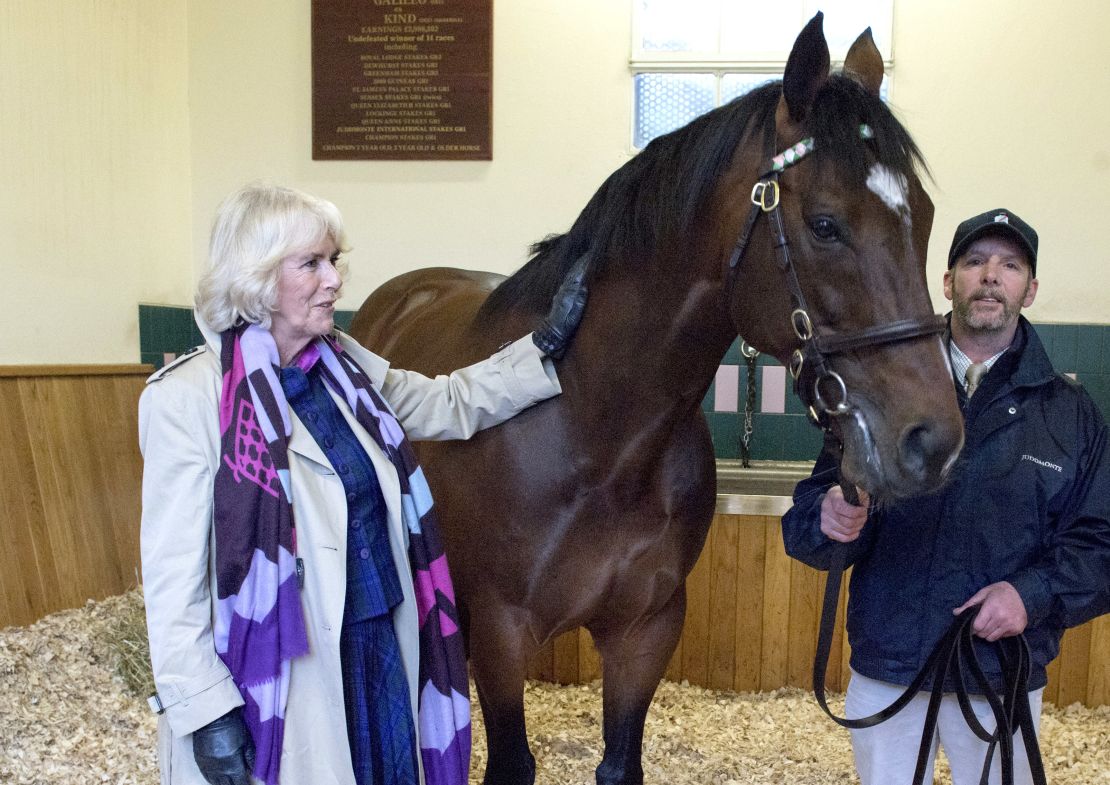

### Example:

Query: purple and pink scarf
xmin=213 ymin=322 xmax=470 ymax=785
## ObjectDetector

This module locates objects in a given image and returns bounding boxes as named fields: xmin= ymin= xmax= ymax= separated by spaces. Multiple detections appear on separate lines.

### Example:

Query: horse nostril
xmin=898 ymin=419 xmax=956 ymax=485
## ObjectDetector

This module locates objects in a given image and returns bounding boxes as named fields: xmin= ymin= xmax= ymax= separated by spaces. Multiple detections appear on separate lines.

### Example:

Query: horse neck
xmin=571 ymin=253 xmax=735 ymax=423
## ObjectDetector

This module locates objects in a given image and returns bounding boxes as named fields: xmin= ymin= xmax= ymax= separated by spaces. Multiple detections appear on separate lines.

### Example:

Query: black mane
xmin=478 ymin=74 xmax=925 ymax=320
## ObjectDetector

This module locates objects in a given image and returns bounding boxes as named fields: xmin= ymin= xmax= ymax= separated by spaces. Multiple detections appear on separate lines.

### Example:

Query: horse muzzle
xmin=837 ymin=401 xmax=963 ymax=500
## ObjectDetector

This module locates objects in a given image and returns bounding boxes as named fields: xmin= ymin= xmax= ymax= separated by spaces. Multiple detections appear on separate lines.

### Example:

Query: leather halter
xmin=726 ymin=130 xmax=1046 ymax=785
xmin=725 ymin=126 xmax=946 ymax=432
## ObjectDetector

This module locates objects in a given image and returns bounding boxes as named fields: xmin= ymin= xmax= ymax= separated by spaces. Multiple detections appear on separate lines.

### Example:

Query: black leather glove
xmin=532 ymin=252 xmax=591 ymax=360
xmin=192 ymin=708 xmax=256 ymax=785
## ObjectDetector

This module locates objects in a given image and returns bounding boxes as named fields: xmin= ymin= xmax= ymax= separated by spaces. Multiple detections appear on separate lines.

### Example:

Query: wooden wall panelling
xmin=1043 ymin=647 xmax=1062 ymax=705
xmin=23 ymin=377 xmax=122 ymax=610
xmin=1055 ymin=623 xmax=1093 ymax=707
xmin=0 ymin=367 xmax=148 ymax=629
xmin=14 ymin=377 xmax=75 ymax=618
xmin=0 ymin=378 xmax=54 ymax=626
xmin=786 ymin=556 xmax=820 ymax=688
xmin=681 ymin=527 xmax=712 ymax=687
xmin=552 ymin=629 xmax=580 ymax=685
xmin=578 ymin=628 xmax=601 ymax=683
xmin=529 ymin=637 xmax=555 ymax=683
xmin=760 ymin=518 xmax=792 ymax=691
xmin=1087 ymin=615 xmax=1110 ymax=706
xmin=707 ymin=517 xmax=739 ymax=691
xmin=836 ymin=574 xmax=852 ymax=693
xmin=89 ymin=375 xmax=147 ymax=588
xmin=732 ymin=515 xmax=767 ymax=692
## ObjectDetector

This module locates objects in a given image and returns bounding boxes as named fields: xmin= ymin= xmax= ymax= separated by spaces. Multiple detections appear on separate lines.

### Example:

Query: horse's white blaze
xmin=866 ymin=164 xmax=910 ymax=216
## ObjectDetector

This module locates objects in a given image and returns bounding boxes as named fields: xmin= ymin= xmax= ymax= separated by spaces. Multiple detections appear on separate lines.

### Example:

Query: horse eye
xmin=809 ymin=217 xmax=842 ymax=243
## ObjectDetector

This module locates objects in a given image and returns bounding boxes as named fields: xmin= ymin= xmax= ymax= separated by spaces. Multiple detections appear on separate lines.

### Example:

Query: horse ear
xmin=780 ymin=12 xmax=830 ymax=123
xmin=843 ymin=27 xmax=884 ymax=96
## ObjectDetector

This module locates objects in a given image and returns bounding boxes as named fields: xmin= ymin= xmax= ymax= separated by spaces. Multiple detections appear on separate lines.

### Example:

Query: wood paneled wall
xmin=0 ymin=365 xmax=150 ymax=628
xmin=527 ymin=514 xmax=1110 ymax=708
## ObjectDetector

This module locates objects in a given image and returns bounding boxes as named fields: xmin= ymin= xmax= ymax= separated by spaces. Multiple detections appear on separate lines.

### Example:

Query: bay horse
xmin=350 ymin=14 xmax=964 ymax=785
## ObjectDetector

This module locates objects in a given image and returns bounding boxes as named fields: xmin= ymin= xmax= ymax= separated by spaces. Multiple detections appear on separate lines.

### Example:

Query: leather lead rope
xmin=721 ymin=121 xmax=1040 ymax=784
xmin=812 ymin=433 xmax=1047 ymax=785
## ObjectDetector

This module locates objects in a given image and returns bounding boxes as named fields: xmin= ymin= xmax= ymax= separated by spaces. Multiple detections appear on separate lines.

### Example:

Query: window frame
xmin=629 ymin=1 xmax=895 ymax=149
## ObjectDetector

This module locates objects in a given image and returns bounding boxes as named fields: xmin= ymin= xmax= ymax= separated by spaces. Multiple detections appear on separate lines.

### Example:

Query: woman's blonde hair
xmin=196 ymin=183 xmax=350 ymax=331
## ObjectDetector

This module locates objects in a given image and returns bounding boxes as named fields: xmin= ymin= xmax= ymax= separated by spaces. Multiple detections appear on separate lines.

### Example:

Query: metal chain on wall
xmin=740 ymin=340 xmax=759 ymax=467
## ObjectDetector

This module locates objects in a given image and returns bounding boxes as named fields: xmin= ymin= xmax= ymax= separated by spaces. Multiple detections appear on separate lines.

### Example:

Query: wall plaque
xmin=312 ymin=0 xmax=492 ymax=161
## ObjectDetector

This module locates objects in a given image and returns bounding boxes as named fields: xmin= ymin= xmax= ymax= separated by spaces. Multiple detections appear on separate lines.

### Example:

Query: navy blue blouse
xmin=280 ymin=365 xmax=403 ymax=624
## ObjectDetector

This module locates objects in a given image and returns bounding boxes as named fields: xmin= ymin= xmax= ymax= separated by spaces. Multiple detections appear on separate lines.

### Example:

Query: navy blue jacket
xmin=782 ymin=317 xmax=1110 ymax=691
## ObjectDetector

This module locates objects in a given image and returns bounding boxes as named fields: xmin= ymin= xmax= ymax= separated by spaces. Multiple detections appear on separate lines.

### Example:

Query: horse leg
xmin=591 ymin=586 xmax=686 ymax=785
xmin=470 ymin=611 xmax=537 ymax=785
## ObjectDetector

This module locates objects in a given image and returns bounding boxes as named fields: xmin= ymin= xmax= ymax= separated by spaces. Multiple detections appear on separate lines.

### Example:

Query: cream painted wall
xmin=4 ymin=2 xmax=1109 ymax=363
xmin=185 ymin=0 xmax=1110 ymax=327
xmin=0 ymin=1 xmax=193 ymax=363
xmin=185 ymin=0 xmax=633 ymax=314
xmin=891 ymin=0 xmax=1110 ymax=323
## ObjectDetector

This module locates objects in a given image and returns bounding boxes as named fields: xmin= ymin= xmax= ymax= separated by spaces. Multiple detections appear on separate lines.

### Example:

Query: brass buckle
xmin=814 ymin=370 xmax=850 ymax=417
xmin=750 ymin=180 xmax=780 ymax=212
xmin=791 ymin=309 xmax=814 ymax=341
xmin=789 ymin=348 xmax=805 ymax=381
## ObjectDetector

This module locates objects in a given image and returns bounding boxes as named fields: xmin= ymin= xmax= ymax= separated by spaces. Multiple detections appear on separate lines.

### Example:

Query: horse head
xmin=725 ymin=14 xmax=963 ymax=499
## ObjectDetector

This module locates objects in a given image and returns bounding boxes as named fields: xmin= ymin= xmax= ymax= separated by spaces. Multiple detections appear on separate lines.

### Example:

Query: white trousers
xmin=845 ymin=670 xmax=1043 ymax=785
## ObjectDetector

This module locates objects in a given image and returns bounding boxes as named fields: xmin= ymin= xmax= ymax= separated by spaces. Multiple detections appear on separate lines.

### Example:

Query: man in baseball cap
xmin=947 ymin=208 xmax=1039 ymax=276
xmin=943 ymin=208 xmax=1038 ymax=349
xmin=783 ymin=205 xmax=1110 ymax=785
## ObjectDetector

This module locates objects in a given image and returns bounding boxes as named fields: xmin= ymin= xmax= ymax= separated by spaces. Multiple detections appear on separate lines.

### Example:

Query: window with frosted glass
xmin=631 ymin=0 xmax=894 ymax=148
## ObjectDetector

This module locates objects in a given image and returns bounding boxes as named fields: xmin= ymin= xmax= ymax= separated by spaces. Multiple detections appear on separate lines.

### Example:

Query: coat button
xmin=351 ymin=519 xmax=362 ymax=529
xmin=359 ymin=548 xmax=370 ymax=560
xmin=1009 ymin=406 xmax=1017 ymax=414
xmin=347 ymin=492 xmax=356 ymax=502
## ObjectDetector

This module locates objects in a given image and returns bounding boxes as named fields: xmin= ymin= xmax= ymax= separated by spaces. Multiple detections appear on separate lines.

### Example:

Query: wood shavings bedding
xmin=1 ymin=592 xmax=1106 ymax=784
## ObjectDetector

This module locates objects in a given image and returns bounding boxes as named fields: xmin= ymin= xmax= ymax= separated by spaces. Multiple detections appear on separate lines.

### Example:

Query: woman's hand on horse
xmin=532 ymin=252 xmax=591 ymax=360
xmin=820 ymin=485 xmax=870 ymax=543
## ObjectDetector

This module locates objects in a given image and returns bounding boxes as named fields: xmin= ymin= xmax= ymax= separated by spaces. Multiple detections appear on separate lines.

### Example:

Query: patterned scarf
xmin=215 ymin=323 xmax=470 ymax=785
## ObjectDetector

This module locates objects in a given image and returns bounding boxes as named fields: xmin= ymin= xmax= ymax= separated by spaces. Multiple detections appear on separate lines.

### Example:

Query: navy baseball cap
xmin=948 ymin=209 xmax=1039 ymax=276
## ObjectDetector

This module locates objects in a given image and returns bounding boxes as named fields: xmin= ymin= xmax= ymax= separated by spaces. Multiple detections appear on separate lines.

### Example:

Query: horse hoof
xmin=481 ymin=755 xmax=536 ymax=785
xmin=595 ymin=761 xmax=644 ymax=785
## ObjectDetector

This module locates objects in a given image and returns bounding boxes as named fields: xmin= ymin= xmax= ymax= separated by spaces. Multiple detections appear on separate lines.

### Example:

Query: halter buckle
xmin=791 ymin=309 xmax=814 ymax=341
xmin=750 ymin=180 xmax=780 ymax=212
xmin=789 ymin=349 xmax=805 ymax=381
xmin=814 ymin=370 xmax=851 ymax=417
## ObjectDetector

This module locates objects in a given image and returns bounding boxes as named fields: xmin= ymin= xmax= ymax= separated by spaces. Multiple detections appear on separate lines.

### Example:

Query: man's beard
xmin=952 ymin=286 xmax=1026 ymax=333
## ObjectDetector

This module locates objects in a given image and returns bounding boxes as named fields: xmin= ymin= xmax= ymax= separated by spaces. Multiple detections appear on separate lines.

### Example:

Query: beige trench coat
xmin=139 ymin=322 xmax=560 ymax=785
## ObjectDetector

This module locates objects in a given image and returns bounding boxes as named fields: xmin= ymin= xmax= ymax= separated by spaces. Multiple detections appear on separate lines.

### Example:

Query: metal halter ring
xmin=740 ymin=340 xmax=760 ymax=359
xmin=750 ymin=180 xmax=780 ymax=212
xmin=813 ymin=370 xmax=851 ymax=416
xmin=789 ymin=348 xmax=805 ymax=381
xmin=791 ymin=308 xmax=814 ymax=341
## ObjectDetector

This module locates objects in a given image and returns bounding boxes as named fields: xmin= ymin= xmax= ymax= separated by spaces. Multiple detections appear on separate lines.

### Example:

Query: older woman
xmin=140 ymin=183 xmax=583 ymax=785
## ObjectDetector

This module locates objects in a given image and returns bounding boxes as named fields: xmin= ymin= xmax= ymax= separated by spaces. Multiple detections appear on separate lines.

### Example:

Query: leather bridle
xmin=725 ymin=126 xmax=946 ymax=436
xmin=724 ymin=128 xmax=1045 ymax=785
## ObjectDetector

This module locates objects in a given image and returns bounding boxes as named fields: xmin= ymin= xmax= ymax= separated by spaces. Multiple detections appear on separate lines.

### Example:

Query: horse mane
xmin=478 ymin=74 xmax=926 ymax=320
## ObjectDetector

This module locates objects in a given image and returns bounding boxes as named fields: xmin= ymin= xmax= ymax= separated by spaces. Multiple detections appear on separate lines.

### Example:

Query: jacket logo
xmin=1021 ymin=454 xmax=1062 ymax=472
